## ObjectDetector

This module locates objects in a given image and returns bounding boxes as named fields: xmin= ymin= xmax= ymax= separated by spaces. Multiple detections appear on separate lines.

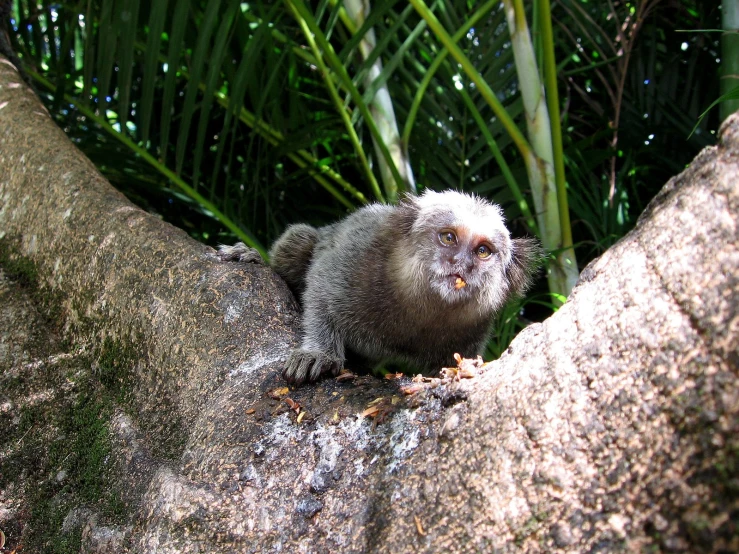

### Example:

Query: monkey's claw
xmin=217 ymin=242 xmax=264 ymax=264
xmin=284 ymin=349 xmax=342 ymax=385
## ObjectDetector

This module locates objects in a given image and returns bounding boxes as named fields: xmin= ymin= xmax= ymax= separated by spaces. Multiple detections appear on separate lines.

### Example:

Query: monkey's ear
xmin=506 ymin=238 xmax=542 ymax=297
xmin=393 ymin=193 xmax=421 ymax=234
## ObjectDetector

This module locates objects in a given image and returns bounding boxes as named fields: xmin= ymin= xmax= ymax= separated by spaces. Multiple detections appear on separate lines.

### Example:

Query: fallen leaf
xmin=401 ymin=384 xmax=425 ymax=395
xmin=414 ymin=515 xmax=426 ymax=536
xmin=284 ymin=397 xmax=301 ymax=413
xmin=361 ymin=406 xmax=380 ymax=418
xmin=440 ymin=367 xmax=458 ymax=379
xmin=269 ymin=387 xmax=290 ymax=398
xmin=336 ymin=370 xmax=356 ymax=381
xmin=245 ymin=408 xmax=255 ymax=415
xmin=297 ymin=411 xmax=306 ymax=424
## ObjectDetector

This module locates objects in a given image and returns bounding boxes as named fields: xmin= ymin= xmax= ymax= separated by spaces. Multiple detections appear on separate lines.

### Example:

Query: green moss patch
xmin=96 ymin=335 xmax=138 ymax=405
xmin=0 ymin=363 xmax=126 ymax=551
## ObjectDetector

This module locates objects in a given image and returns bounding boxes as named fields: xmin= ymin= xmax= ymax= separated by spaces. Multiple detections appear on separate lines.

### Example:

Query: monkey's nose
xmin=448 ymin=253 xmax=473 ymax=271
xmin=461 ymin=254 xmax=475 ymax=271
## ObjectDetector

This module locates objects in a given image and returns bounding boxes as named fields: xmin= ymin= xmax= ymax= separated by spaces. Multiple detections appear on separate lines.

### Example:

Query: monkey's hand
xmin=283 ymin=348 xmax=343 ymax=385
xmin=217 ymin=242 xmax=265 ymax=264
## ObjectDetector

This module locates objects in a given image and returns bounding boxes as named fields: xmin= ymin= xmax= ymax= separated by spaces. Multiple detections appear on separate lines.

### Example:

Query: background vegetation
xmin=5 ymin=0 xmax=725 ymax=353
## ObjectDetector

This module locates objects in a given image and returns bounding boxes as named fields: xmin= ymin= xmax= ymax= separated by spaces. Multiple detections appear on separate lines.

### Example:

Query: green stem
xmin=340 ymin=0 xmax=417 ymax=197
xmin=209 ymin=91 xmax=365 ymax=209
xmin=721 ymin=0 xmax=739 ymax=120
xmin=538 ymin=0 xmax=575 ymax=264
xmin=458 ymin=87 xmax=538 ymax=234
xmin=130 ymin=37 xmax=362 ymax=207
xmin=502 ymin=0 xmax=578 ymax=297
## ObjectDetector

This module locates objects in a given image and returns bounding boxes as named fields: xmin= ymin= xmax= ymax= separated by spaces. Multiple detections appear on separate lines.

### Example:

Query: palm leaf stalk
xmin=207 ymin=89 xmax=365 ymax=210
xmin=168 ymin=12 xmax=369 ymax=207
xmin=522 ymin=0 xmax=578 ymax=296
xmin=11 ymin=0 xmax=367 ymax=244
xmin=337 ymin=0 xmax=416 ymax=197
xmin=285 ymin=0 xmax=385 ymax=202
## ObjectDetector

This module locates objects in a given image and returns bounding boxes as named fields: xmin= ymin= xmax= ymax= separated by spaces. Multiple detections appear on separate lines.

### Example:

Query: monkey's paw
xmin=217 ymin=242 xmax=264 ymax=264
xmin=283 ymin=349 xmax=342 ymax=385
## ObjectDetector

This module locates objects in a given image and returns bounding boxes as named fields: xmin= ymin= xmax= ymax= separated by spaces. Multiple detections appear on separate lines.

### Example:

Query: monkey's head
xmin=393 ymin=190 xmax=539 ymax=316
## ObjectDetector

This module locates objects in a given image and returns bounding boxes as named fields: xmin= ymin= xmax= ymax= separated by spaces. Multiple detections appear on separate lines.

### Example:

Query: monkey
xmin=219 ymin=190 xmax=540 ymax=385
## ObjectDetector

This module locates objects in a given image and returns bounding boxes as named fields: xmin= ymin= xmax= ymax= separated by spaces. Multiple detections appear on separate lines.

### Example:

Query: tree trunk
xmin=0 ymin=58 xmax=737 ymax=553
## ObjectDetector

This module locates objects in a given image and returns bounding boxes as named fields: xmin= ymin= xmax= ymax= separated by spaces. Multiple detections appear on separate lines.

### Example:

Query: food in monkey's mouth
xmin=454 ymin=276 xmax=466 ymax=289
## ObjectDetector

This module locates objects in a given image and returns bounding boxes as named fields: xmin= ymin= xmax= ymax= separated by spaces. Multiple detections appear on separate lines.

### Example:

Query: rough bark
xmin=1 ymin=58 xmax=737 ymax=553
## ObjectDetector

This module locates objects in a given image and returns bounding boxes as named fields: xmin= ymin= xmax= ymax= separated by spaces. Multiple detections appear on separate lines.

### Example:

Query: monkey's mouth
xmin=444 ymin=273 xmax=468 ymax=291
xmin=432 ymin=273 xmax=473 ymax=302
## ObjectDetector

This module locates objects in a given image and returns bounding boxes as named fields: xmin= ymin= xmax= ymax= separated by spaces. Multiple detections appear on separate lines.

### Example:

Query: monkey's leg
xmin=268 ymin=224 xmax=319 ymax=300
xmin=217 ymin=242 xmax=264 ymax=264
xmin=283 ymin=314 xmax=344 ymax=385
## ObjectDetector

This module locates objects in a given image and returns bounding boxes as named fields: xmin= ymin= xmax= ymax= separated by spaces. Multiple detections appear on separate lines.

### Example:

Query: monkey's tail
xmin=268 ymin=223 xmax=320 ymax=305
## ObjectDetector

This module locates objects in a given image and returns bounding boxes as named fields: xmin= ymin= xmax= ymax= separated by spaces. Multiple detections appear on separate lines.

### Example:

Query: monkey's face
xmin=426 ymin=224 xmax=512 ymax=307
xmin=404 ymin=191 xmax=515 ymax=314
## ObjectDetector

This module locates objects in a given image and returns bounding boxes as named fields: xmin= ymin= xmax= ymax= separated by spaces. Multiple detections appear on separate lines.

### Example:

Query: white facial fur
xmin=401 ymin=190 xmax=514 ymax=314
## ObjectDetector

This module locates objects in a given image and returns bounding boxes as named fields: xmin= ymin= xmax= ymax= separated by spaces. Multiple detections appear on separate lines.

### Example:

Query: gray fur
xmin=269 ymin=190 xmax=540 ymax=385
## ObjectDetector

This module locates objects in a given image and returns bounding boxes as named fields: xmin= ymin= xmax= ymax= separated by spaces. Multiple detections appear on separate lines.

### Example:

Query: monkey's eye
xmin=438 ymin=230 xmax=457 ymax=246
xmin=475 ymin=244 xmax=494 ymax=259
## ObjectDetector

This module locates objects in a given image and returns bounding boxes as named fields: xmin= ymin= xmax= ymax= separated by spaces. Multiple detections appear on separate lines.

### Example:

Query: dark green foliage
xmin=556 ymin=0 xmax=721 ymax=258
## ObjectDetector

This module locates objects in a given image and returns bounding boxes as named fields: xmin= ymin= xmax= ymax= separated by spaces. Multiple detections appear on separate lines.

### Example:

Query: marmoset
xmin=220 ymin=190 xmax=539 ymax=385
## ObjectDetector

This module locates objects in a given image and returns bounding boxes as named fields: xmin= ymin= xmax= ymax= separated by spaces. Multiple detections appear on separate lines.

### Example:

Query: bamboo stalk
xmin=503 ymin=0 xmax=578 ymax=298
xmin=340 ymin=0 xmax=416 ymax=198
